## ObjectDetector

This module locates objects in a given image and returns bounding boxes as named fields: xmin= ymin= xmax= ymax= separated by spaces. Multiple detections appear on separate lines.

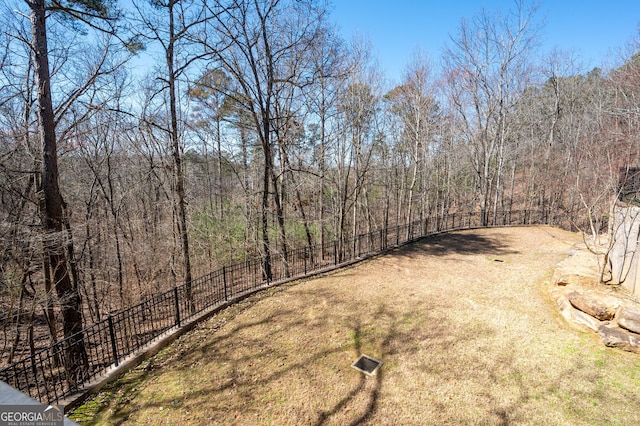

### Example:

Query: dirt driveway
xmin=71 ymin=226 xmax=640 ymax=425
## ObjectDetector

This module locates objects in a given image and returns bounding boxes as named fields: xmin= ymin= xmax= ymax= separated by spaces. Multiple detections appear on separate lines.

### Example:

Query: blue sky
xmin=330 ymin=0 xmax=640 ymax=83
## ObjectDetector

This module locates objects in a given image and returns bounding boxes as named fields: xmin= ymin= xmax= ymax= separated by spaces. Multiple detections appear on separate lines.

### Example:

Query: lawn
xmin=70 ymin=226 xmax=640 ymax=425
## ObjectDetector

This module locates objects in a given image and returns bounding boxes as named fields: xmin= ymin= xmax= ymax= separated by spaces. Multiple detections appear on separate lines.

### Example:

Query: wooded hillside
xmin=1 ymin=0 xmax=638 ymax=365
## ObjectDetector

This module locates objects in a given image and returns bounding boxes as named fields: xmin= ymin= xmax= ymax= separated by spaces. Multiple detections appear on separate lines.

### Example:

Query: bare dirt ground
xmin=70 ymin=226 xmax=640 ymax=425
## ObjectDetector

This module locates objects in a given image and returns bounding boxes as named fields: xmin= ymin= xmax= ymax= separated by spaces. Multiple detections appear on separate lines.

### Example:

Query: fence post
xmin=223 ymin=266 xmax=228 ymax=301
xmin=173 ymin=286 xmax=181 ymax=328
xmin=108 ymin=315 xmax=119 ymax=367
xmin=334 ymin=240 xmax=338 ymax=265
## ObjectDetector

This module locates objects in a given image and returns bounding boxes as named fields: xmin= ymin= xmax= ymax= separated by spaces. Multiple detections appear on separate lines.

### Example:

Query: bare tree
xmin=132 ymin=0 xmax=212 ymax=310
xmin=189 ymin=68 xmax=232 ymax=218
xmin=17 ymin=0 xmax=129 ymax=381
xmin=443 ymin=1 xmax=540 ymax=225
xmin=385 ymin=52 xmax=438 ymax=236
xmin=202 ymin=0 xmax=328 ymax=280
xmin=302 ymin=25 xmax=347 ymax=249
xmin=333 ymin=36 xmax=384 ymax=255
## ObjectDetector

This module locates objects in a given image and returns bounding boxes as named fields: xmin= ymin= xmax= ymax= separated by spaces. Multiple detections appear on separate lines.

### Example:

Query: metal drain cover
xmin=351 ymin=354 xmax=382 ymax=376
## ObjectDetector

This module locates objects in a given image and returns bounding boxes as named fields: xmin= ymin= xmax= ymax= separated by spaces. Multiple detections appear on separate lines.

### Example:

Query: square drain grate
xmin=351 ymin=354 xmax=383 ymax=376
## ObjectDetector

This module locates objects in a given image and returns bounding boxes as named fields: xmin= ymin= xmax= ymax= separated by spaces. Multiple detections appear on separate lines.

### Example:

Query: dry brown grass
xmin=70 ymin=226 xmax=640 ymax=425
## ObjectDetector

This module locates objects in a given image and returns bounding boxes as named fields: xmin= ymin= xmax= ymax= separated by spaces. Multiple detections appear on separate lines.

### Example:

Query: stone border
xmin=552 ymin=243 xmax=640 ymax=353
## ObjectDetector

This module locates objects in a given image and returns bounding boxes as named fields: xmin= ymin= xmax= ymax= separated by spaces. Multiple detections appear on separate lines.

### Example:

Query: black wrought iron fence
xmin=1 ymin=208 xmax=582 ymax=404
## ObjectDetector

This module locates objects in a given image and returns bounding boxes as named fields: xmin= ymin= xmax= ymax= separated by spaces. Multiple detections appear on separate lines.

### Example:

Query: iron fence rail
xmin=0 ymin=208 xmax=579 ymax=403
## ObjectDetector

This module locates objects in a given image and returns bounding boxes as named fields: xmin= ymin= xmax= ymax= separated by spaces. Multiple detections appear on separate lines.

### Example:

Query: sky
xmin=330 ymin=0 xmax=640 ymax=84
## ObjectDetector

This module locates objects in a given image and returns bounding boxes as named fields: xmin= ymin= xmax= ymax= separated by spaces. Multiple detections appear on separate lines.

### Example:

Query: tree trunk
xmin=319 ymin=105 xmax=327 ymax=253
xmin=261 ymin=142 xmax=273 ymax=281
xmin=216 ymin=117 xmax=224 ymax=219
xmin=42 ymin=259 xmax=59 ymax=347
xmin=282 ymin=149 xmax=314 ymax=258
xmin=167 ymin=0 xmax=193 ymax=311
xmin=8 ymin=276 xmax=26 ymax=365
xmin=270 ymin=152 xmax=289 ymax=278
xmin=29 ymin=0 xmax=87 ymax=382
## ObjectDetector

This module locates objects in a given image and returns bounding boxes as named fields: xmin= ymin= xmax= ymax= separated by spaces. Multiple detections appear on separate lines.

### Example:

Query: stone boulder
xmin=597 ymin=324 xmax=640 ymax=353
xmin=567 ymin=291 xmax=616 ymax=321
xmin=551 ymin=238 xmax=640 ymax=354
xmin=617 ymin=306 xmax=640 ymax=335
xmin=557 ymin=297 xmax=602 ymax=332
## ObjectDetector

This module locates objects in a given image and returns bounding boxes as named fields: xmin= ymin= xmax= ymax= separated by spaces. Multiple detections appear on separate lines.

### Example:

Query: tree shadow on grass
xmin=313 ymin=322 xmax=369 ymax=426
xmin=313 ymin=315 xmax=388 ymax=426
xmin=88 ymin=300 xmax=398 ymax=425
xmin=140 ymin=292 xmax=468 ymax=425
xmin=313 ymin=369 xmax=383 ymax=426
xmin=310 ymin=300 xmax=491 ymax=425
xmin=73 ymin=308 xmax=301 ymax=425
xmin=72 ymin=229 xmax=640 ymax=424
xmin=397 ymin=230 xmax=520 ymax=258
xmin=311 ymin=301 xmax=446 ymax=426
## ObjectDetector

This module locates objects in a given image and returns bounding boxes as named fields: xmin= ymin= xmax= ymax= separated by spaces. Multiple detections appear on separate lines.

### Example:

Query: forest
xmin=1 ymin=0 xmax=639 ymax=369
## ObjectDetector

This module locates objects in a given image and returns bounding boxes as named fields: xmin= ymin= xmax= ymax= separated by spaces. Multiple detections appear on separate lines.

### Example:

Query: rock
xmin=567 ymin=291 xmax=616 ymax=321
xmin=552 ymin=239 xmax=640 ymax=354
xmin=598 ymin=324 xmax=640 ymax=353
xmin=553 ymin=274 xmax=597 ymax=288
xmin=555 ymin=275 xmax=572 ymax=286
xmin=557 ymin=298 xmax=602 ymax=332
xmin=617 ymin=305 xmax=640 ymax=335
xmin=600 ymin=294 xmax=624 ymax=311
